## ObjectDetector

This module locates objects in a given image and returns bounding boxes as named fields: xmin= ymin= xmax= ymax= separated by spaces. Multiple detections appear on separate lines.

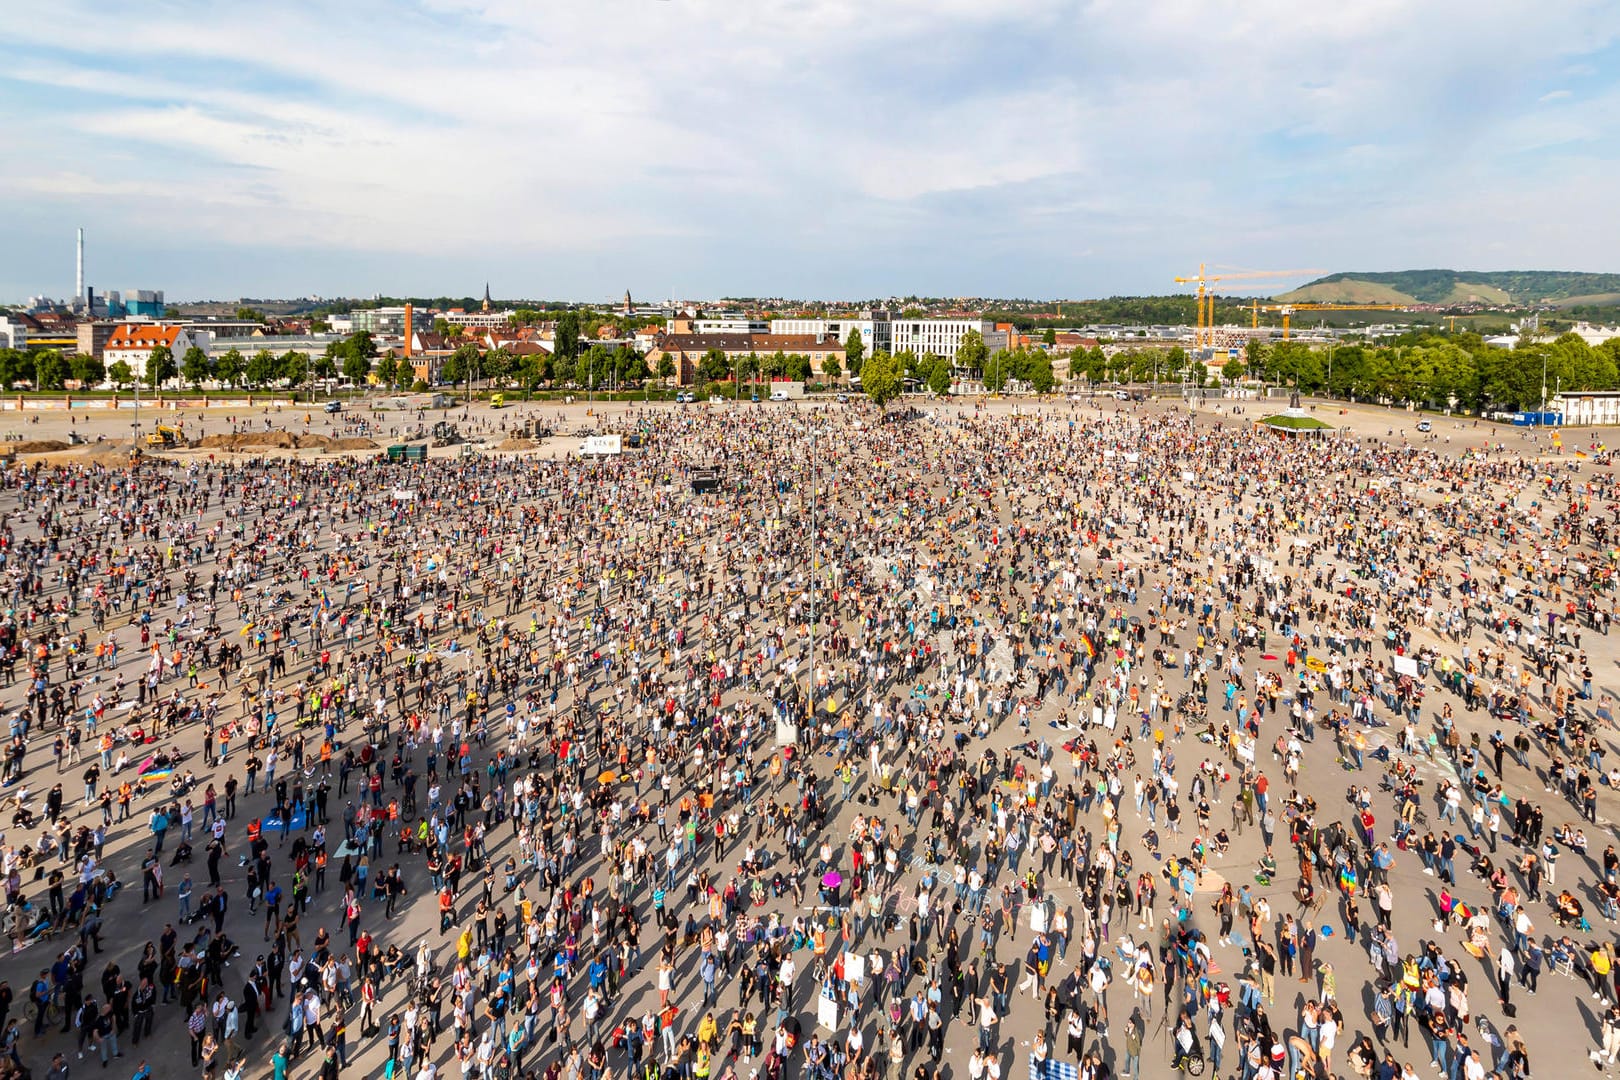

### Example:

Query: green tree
xmin=983 ymin=349 xmax=1012 ymax=392
xmin=821 ymin=355 xmax=843 ymax=382
xmin=926 ymin=354 xmax=951 ymax=396
xmin=180 ymin=345 xmax=213 ymax=389
xmin=554 ymin=311 xmax=580 ymax=361
xmin=215 ymin=348 xmax=245 ymax=387
xmin=956 ymin=330 xmax=989 ymax=380
xmin=657 ymin=355 xmax=676 ymax=382
xmin=1244 ymin=339 xmax=1269 ymax=383
xmin=145 ymin=344 xmax=176 ymax=390
xmin=785 ymin=353 xmax=812 ymax=381
xmin=1026 ymin=353 xmax=1055 ymax=394
xmin=376 ymin=352 xmax=399 ymax=390
xmin=1222 ymin=358 xmax=1245 ymax=384
xmin=432 ymin=318 xmax=453 ymax=340
xmin=483 ymin=347 xmax=515 ymax=387
xmin=698 ymin=348 xmax=730 ymax=384
xmin=69 ymin=352 xmax=105 ymax=388
xmin=313 ymin=355 xmax=337 ymax=381
xmin=33 ymin=349 xmax=66 ymax=390
xmin=346 ymin=330 xmax=379 ymax=366
xmin=1165 ymin=346 xmax=1187 ymax=380
xmin=1042 ymin=326 xmax=1057 ymax=347
xmin=245 ymin=349 xmax=279 ymax=387
xmin=235 ymin=306 xmax=265 ymax=323
xmin=107 ymin=359 xmax=134 ymax=390
xmin=619 ymin=348 xmax=650 ymax=384
xmin=1086 ymin=345 xmax=1108 ymax=382
xmin=520 ymin=354 xmax=548 ymax=391
xmin=342 ymin=349 xmax=372 ymax=386
xmin=581 ymin=344 xmax=615 ymax=390
xmin=861 ymin=350 xmax=901 ymax=408
xmin=844 ymin=328 xmax=865 ymax=376
xmin=279 ymin=350 xmax=306 ymax=385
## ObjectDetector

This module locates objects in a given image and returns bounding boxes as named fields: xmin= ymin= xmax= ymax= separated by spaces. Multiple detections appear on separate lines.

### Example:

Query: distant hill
xmin=1276 ymin=269 xmax=1620 ymax=306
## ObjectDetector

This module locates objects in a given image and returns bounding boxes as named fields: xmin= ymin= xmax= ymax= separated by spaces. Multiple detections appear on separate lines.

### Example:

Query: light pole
xmin=1540 ymin=352 xmax=1550 ymax=422
xmin=806 ymin=407 xmax=817 ymax=743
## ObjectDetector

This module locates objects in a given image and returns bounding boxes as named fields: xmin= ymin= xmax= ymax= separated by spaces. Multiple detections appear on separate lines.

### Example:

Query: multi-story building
xmin=443 ymin=309 xmax=518 ymax=330
xmin=0 ymin=314 xmax=30 ymax=351
xmin=769 ymin=310 xmax=892 ymax=356
xmin=347 ymin=307 xmax=409 ymax=335
xmin=76 ymin=321 xmax=120 ymax=360
xmin=889 ymin=317 xmax=998 ymax=361
xmin=102 ymin=324 xmax=198 ymax=381
xmin=126 ymin=290 xmax=165 ymax=318
xmin=693 ymin=317 xmax=768 ymax=334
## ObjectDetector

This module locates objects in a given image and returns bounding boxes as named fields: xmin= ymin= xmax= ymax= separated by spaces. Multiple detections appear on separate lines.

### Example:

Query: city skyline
xmin=4 ymin=0 xmax=1620 ymax=304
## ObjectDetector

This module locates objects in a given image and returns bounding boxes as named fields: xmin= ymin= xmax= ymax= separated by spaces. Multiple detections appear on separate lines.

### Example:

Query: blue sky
xmin=4 ymin=0 xmax=1620 ymax=304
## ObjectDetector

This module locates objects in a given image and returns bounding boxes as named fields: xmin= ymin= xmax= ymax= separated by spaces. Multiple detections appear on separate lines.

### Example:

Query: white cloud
xmin=5 ymin=0 xmax=1620 ymax=299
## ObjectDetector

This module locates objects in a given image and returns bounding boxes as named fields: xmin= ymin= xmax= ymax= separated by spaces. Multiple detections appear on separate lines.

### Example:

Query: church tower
xmin=482 ymin=283 xmax=491 ymax=313
xmin=622 ymin=289 xmax=633 ymax=315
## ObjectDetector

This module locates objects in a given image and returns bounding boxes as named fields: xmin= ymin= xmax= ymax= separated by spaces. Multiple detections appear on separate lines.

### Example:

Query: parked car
xmin=836 ymin=393 xmax=849 ymax=403
xmin=675 ymin=392 xmax=694 ymax=403
xmin=1416 ymin=419 xmax=1432 ymax=432
xmin=324 ymin=401 xmax=343 ymax=413
xmin=769 ymin=391 xmax=790 ymax=402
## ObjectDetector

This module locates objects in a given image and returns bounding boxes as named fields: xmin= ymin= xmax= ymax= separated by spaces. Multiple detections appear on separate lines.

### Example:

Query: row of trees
xmin=1238 ymin=333 xmax=1620 ymax=410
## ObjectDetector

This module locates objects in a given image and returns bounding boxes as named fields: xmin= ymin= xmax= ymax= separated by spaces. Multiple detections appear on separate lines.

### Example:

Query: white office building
xmin=444 ymin=310 xmax=518 ymax=330
xmin=889 ymin=317 xmax=998 ymax=361
xmin=770 ymin=313 xmax=892 ymax=356
xmin=694 ymin=317 xmax=768 ymax=334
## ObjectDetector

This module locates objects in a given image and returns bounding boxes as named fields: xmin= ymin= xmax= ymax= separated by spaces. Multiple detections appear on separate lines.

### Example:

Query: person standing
xmin=1122 ymin=1008 xmax=1143 ymax=1079
xmin=1497 ymin=945 xmax=1514 ymax=1007
xmin=187 ymin=1002 xmax=208 ymax=1066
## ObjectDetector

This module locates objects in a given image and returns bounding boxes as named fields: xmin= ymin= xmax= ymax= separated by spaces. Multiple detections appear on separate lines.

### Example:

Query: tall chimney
xmin=76 ymin=227 xmax=84 ymax=305
xmin=403 ymin=303 xmax=413 ymax=359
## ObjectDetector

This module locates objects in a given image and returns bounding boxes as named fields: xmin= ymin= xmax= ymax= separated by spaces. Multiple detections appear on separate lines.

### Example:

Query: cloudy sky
xmin=4 ymin=0 xmax=1620 ymax=304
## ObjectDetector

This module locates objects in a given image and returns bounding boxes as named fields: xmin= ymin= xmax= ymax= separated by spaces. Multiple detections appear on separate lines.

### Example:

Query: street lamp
xmin=806 ymin=408 xmax=817 ymax=741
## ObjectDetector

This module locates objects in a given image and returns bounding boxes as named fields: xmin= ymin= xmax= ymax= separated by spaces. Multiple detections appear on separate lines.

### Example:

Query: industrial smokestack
xmin=404 ymin=303 xmax=413 ymax=359
xmin=76 ymin=228 xmax=84 ymax=305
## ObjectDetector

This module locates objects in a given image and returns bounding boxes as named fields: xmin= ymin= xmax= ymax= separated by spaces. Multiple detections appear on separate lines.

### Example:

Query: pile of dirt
xmin=194 ymin=431 xmax=297 ymax=450
xmin=495 ymin=437 xmax=538 ymax=450
xmin=192 ymin=431 xmax=376 ymax=452
xmin=11 ymin=440 xmax=69 ymax=454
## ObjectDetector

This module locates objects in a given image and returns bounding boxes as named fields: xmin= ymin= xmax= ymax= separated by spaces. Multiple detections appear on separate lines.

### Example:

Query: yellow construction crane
xmin=1249 ymin=301 xmax=1406 ymax=340
xmin=1173 ymin=266 xmax=1325 ymax=348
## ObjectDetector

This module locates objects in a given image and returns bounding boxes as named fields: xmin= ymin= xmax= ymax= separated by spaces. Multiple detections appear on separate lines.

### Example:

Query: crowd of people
xmin=0 ymin=398 xmax=1613 ymax=1080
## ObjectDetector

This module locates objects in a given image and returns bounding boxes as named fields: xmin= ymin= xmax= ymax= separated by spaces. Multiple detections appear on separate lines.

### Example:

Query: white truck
xmin=580 ymin=434 xmax=623 ymax=456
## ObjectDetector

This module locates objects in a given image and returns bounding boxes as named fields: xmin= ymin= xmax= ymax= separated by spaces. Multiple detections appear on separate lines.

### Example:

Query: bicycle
xmin=23 ymin=995 xmax=63 ymax=1028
